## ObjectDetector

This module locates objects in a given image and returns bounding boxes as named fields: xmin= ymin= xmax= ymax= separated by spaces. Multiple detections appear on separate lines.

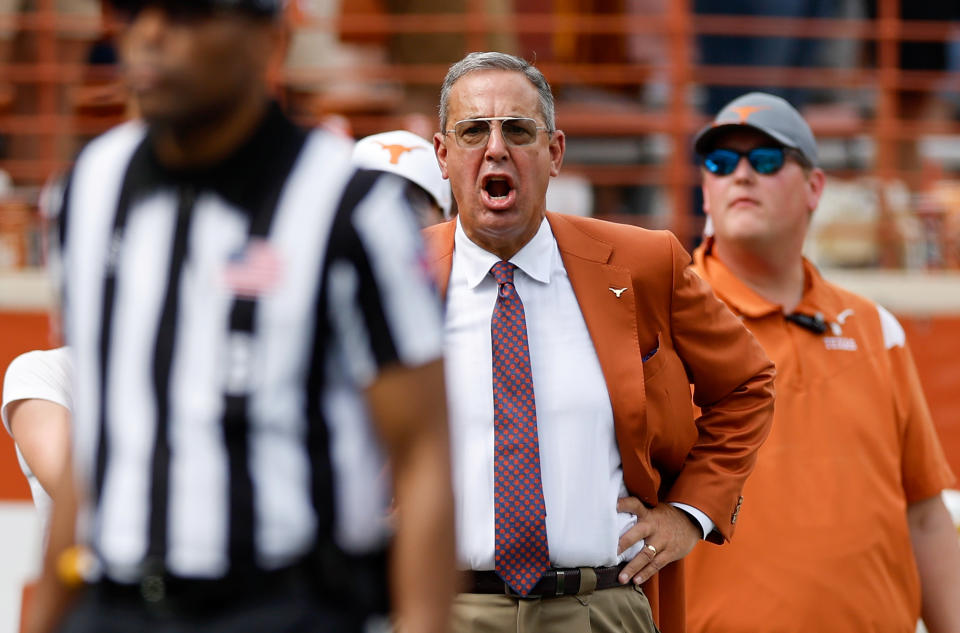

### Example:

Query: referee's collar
xmin=132 ymin=101 xmax=308 ymax=216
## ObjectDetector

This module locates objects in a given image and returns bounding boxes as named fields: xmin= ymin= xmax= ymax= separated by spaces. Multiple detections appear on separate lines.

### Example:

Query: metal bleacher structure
xmin=0 ymin=0 xmax=959 ymax=271
xmin=1 ymin=12 xmax=957 ymax=631
xmin=0 ymin=13 xmax=959 ymax=630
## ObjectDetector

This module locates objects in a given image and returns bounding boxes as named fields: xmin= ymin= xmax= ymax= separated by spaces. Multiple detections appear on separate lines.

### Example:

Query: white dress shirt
xmin=445 ymin=216 xmax=649 ymax=570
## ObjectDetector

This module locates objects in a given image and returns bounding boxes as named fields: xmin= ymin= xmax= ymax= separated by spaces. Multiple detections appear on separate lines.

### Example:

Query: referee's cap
xmin=107 ymin=0 xmax=285 ymax=16
xmin=352 ymin=130 xmax=452 ymax=217
xmin=693 ymin=92 xmax=819 ymax=167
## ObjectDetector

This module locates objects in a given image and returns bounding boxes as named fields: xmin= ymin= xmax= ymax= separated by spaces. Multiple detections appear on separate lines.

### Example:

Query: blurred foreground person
xmin=26 ymin=2 xmax=454 ymax=633
xmin=685 ymin=92 xmax=960 ymax=633
xmin=353 ymin=129 xmax=453 ymax=226
xmin=426 ymin=51 xmax=776 ymax=633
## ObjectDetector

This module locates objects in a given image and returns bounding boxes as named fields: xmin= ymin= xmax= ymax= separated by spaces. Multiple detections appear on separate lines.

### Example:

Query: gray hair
xmin=438 ymin=51 xmax=556 ymax=134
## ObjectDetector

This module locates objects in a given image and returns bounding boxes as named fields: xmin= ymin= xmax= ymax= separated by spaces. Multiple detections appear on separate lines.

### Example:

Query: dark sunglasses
xmin=702 ymin=147 xmax=802 ymax=176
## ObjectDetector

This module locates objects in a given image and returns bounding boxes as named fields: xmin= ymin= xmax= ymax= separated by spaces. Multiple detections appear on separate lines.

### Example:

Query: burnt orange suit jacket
xmin=423 ymin=212 xmax=775 ymax=632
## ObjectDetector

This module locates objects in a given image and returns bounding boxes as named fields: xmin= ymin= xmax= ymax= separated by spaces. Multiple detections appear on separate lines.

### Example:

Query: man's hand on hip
xmin=616 ymin=497 xmax=700 ymax=586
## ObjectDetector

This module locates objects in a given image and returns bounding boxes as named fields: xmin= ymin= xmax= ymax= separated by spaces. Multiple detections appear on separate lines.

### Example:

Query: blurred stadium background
xmin=1 ymin=1 xmax=960 ymax=631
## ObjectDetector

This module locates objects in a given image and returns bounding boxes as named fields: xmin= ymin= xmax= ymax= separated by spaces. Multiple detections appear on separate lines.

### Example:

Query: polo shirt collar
xmin=793 ymin=260 xmax=842 ymax=323
xmin=695 ymin=237 xmax=841 ymax=321
xmin=455 ymin=215 xmax=554 ymax=289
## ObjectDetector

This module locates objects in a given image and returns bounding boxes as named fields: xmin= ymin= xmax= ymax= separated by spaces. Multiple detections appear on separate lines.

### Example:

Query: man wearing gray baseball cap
xmin=683 ymin=92 xmax=960 ymax=633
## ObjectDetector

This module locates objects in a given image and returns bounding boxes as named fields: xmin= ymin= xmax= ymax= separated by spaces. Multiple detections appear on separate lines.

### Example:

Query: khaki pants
xmin=452 ymin=570 xmax=659 ymax=633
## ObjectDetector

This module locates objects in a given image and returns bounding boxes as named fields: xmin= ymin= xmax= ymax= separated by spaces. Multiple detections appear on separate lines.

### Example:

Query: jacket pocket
xmin=641 ymin=333 xmax=667 ymax=380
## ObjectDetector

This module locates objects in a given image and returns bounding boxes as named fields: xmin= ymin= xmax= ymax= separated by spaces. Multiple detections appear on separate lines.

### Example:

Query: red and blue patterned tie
xmin=490 ymin=260 xmax=550 ymax=596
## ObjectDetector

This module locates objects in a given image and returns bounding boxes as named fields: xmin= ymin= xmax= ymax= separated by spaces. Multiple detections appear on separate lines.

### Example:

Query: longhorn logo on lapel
xmin=609 ymin=287 xmax=628 ymax=298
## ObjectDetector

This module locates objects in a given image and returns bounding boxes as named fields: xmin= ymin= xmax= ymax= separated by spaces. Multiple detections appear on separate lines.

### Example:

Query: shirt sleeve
xmin=1 ymin=348 xmax=73 ymax=436
xmin=876 ymin=306 xmax=956 ymax=502
xmin=323 ymin=171 xmax=444 ymax=387
xmin=669 ymin=502 xmax=715 ymax=539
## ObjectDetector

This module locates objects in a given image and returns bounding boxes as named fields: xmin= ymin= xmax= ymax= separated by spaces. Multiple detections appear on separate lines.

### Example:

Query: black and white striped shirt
xmin=58 ymin=104 xmax=443 ymax=583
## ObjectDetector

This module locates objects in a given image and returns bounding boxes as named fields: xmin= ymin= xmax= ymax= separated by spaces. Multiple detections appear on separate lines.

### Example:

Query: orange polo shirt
xmin=684 ymin=240 xmax=955 ymax=633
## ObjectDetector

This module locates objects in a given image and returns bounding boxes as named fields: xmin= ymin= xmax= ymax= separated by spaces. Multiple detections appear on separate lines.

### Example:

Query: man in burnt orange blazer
xmin=425 ymin=51 xmax=775 ymax=633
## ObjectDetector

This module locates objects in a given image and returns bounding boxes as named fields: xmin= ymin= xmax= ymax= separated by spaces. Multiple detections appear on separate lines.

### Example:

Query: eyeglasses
xmin=702 ymin=147 xmax=806 ymax=176
xmin=445 ymin=117 xmax=549 ymax=149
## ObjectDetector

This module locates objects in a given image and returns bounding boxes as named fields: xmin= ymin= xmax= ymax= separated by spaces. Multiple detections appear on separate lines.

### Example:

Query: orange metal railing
xmin=0 ymin=0 xmax=958 ymax=266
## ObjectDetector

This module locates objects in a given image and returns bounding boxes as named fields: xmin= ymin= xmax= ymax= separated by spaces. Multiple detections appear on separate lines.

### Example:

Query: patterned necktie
xmin=490 ymin=260 xmax=550 ymax=596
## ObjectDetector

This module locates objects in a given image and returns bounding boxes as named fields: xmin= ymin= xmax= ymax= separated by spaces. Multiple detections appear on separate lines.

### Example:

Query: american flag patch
xmin=222 ymin=238 xmax=283 ymax=299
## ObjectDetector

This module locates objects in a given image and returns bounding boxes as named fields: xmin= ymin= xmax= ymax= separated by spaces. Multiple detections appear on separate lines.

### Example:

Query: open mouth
xmin=480 ymin=174 xmax=516 ymax=210
xmin=484 ymin=176 xmax=513 ymax=199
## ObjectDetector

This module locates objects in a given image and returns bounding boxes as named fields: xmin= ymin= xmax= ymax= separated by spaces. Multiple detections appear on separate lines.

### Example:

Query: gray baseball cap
xmin=693 ymin=92 xmax=818 ymax=166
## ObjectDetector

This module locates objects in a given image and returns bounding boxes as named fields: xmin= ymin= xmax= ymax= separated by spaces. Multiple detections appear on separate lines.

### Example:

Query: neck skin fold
xmin=712 ymin=238 xmax=806 ymax=314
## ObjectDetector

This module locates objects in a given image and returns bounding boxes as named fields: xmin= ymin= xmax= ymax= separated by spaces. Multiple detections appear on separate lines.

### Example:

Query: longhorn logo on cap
xmin=728 ymin=105 xmax=770 ymax=124
xmin=376 ymin=142 xmax=424 ymax=165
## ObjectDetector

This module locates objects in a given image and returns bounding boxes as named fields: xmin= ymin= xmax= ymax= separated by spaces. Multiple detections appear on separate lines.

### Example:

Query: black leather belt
xmin=465 ymin=564 xmax=627 ymax=598
xmin=92 ymin=560 xmax=312 ymax=616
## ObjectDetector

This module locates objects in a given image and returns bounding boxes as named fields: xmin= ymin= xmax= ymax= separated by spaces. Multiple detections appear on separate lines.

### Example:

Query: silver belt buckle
xmin=140 ymin=574 xmax=166 ymax=603
xmin=555 ymin=569 xmax=565 ymax=596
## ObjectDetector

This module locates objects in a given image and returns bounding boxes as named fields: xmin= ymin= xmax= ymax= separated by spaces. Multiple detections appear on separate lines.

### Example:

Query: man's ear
xmin=434 ymin=133 xmax=449 ymax=180
xmin=806 ymin=168 xmax=826 ymax=213
xmin=549 ymin=129 xmax=565 ymax=177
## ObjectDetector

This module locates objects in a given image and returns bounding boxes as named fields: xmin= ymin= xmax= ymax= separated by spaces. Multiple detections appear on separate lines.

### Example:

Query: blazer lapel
xmin=422 ymin=219 xmax=456 ymax=297
xmin=424 ymin=214 xmax=652 ymax=497
xmin=547 ymin=212 xmax=650 ymax=496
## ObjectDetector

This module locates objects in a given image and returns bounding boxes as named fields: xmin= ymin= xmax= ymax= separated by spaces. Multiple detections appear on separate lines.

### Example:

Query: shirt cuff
xmin=669 ymin=502 xmax=715 ymax=540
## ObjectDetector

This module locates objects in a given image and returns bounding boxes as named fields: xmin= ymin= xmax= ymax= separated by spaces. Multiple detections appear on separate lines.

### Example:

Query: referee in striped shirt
xmin=26 ymin=2 xmax=455 ymax=633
